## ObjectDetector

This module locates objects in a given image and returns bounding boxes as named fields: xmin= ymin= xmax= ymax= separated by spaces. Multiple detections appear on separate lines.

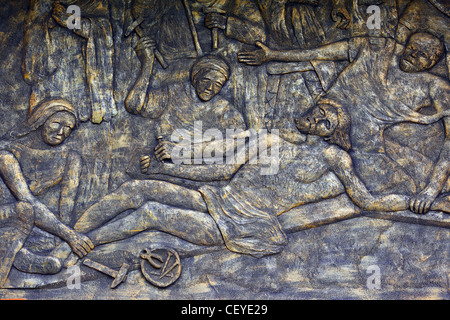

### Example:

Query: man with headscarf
xmin=125 ymin=38 xmax=246 ymax=159
xmin=0 ymin=99 xmax=94 ymax=287
xmin=396 ymin=0 xmax=449 ymax=80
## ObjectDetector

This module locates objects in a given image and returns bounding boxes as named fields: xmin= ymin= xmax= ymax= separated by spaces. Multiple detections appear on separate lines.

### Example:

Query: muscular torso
xmin=226 ymin=139 xmax=344 ymax=215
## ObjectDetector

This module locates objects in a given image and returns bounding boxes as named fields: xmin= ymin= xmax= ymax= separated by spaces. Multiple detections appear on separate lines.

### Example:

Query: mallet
xmin=203 ymin=7 xmax=227 ymax=50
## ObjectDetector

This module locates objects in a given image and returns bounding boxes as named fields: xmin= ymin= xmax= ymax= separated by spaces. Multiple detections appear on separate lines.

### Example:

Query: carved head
xmin=41 ymin=111 xmax=77 ymax=146
xmin=10 ymin=99 xmax=78 ymax=146
xmin=295 ymin=103 xmax=351 ymax=151
xmin=400 ymin=32 xmax=445 ymax=73
xmin=190 ymin=56 xmax=230 ymax=102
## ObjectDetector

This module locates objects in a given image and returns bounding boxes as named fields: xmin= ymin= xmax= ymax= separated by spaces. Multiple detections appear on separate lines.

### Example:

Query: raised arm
xmin=125 ymin=38 xmax=157 ymax=115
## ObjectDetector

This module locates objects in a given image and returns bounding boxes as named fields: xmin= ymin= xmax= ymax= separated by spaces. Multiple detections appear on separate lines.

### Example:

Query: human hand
xmin=134 ymin=37 xmax=156 ymax=64
xmin=237 ymin=41 xmax=273 ymax=66
xmin=409 ymin=188 xmax=439 ymax=214
xmin=140 ymin=155 xmax=151 ymax=173
xmin=140 ymin=152 xmax=165 ymax=174
xmin=204 ymin=12 xmax=227 ymax=30
xmin=331 ymin=4 xmax=351 ymax=30
xmin=154 ymin=140 xmax=176 ymax=162
xmin=67 ymin=231 xmax=94 ymax=258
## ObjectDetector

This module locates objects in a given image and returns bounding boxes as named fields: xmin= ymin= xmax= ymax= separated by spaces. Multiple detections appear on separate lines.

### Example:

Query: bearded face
xmin=400 ymin=33 xmax=444 ymax=73
xmin=296 ymin=103 xmax=352 ymax=151
xmin=295 ymin=104 xmax=339 ymax=138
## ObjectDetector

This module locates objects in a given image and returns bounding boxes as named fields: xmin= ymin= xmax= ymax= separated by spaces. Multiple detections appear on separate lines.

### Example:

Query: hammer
xmin=203 ymin=7 xmax=226 ymax=50
xmin=125 ymin=16 xmax=169 ymax=69
xmin=83 ymin=259 xmax=130 ymax=289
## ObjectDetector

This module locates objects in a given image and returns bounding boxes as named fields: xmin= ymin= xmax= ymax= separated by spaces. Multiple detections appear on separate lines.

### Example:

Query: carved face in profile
xmin=193 ymin=69 xmax=227 ymax=102
xmin=295 ymin=104 xmax=338 ymax=137
xmin=296 ymin=104 xmax=352 ymax=151
xmin=41 ymin=111 xmax=77 ymax=146
xmin=400 ymin=33 xmax=444 ymax=73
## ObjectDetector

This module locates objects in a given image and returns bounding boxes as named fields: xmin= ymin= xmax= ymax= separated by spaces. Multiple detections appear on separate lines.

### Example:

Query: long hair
xmin=325 ymin=107 xmax=351 ymax=151
xmin=319 ymin=99 xmax=352 ymax=151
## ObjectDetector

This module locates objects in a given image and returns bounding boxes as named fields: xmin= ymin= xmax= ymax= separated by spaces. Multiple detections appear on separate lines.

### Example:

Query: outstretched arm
xmin=143 ymin=140 xmax=246 ymax=181
xmin=238 ymin=40 xmax=349 ymax=66
xmin=146 ymin=130 xmax=281 ymax=181
xmin=324 ymin=146 xmax=410 ymax=212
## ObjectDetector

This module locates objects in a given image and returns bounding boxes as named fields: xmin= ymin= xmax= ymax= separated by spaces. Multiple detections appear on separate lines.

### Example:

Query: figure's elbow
xmin=124 ymin=95 xmax=142 ymax=115
xmin=325 ymin=145 xmax=352 ymax=168
xmin=213 ymin=163 xmax=241 ymax=181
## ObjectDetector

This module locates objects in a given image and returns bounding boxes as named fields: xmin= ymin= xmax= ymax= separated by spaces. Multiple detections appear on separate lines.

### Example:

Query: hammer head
xmin=125 ymin=16 xmax=145 ymax=37
xmin=111 ymin=263 xmax=130 ymax=289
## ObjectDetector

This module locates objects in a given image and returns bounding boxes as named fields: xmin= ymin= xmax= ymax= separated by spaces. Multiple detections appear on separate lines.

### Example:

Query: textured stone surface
xmin=1 ymin=217 xmax=449 ymax=299
xmin=0 ymin=0 xmax=449 ymax=300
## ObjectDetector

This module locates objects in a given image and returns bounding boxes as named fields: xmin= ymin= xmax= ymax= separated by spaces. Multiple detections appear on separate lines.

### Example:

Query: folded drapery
xmin=23 ymin=0 xmax=116 ymax=124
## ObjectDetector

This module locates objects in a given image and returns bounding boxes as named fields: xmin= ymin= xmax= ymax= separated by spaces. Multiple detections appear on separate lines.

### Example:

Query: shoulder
xmin=428 ymin=76 xmax=450 ymax=93
xmin=213 ymin=98 xmax=245 ymax=120
xmin=211 ymin=95 xmax=233 ymax=109
xmin=418 ymin=75 xmax=450 ymax=107
xmin=323 ymin=144 xmax=352 ymax=167
xmin=67 ymin=149 xmax=82 ymax=163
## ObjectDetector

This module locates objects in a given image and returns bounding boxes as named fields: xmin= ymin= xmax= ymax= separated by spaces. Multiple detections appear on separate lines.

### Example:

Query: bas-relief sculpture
xmin=0 ymin=0 xmax=449 ymax=300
